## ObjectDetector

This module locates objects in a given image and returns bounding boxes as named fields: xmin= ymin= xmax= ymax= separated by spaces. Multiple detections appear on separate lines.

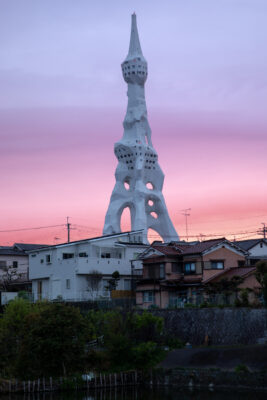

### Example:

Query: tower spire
xmin=126 ymin=13 xmax=143 ymax=59
xmin=103 ymin=14 xmax=179 ymax=243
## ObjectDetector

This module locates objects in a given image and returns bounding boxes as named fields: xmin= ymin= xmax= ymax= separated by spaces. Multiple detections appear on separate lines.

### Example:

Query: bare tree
xmin=0 ymin=266 xmax=22 ymax=291
xmin=86 ymin=270 xmax=102 ymax=299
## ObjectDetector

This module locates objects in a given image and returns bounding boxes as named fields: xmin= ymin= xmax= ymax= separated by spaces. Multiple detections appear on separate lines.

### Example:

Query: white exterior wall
xmin=248 ymin=242 xmax=267 ymax=257
xmin=29 ymin=232 xmax=147 ymax=302
xmin=0 ymin=254 xmax=29 ymax=281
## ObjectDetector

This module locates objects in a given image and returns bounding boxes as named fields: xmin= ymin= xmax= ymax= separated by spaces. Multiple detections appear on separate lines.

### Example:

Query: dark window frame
xmin=210 ymin=260 xmax=224 ymax=269
xmin=62 ymin=253 xmax=75 ymax=260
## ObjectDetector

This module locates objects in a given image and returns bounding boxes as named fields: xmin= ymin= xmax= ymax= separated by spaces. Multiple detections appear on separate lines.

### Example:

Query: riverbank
xmin=151 ymin=368 xmax=267 ymax=391
xmin=160 ymin=344 xmax=267 ymax=370
xmin=1 ymin=366 xmax=267 ymax=393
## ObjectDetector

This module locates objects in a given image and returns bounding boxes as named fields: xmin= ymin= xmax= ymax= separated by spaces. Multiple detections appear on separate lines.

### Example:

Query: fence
xmin=0 ymin=371 xmax=140 ymax=393
xmin=168 ymin=293 xmax=241 ymax=308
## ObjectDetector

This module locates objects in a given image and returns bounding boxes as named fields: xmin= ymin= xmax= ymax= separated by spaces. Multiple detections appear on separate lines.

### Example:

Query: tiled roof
xmin=14 ymin=243 xmax=48 ymax=251
xmin=203 ymin=266 xmax=256 ymax=284
xmin=152 ymin=245 xmax=181 ymax=256
xmin=0 ymin=246 xmax=25 ymax=256
xmin=178 ymin=238 xmax=226 ymax=254
xmin=234 ymin=239 xmax=267 ymax=251
xmin=202 ymin=268 xmax=232 ymax=284
xmin=144 ymin=237 xmax=245 ymax=261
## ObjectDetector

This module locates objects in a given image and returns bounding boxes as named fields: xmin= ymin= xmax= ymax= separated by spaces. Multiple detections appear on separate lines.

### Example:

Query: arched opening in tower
xmin=120 ymin=206 xmax=131 ymax=232
xmin=147 ymin=228 xmax=163 ymax=244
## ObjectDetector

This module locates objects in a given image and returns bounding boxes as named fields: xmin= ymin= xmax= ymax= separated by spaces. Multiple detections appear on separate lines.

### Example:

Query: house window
xmin=159 ymin=263 xmax=165 ymax=279
xmin=184 ymin=262 xmax=196 ymax=274
xmin=12 ymin=261 xmax=18 ymax=268
xmin=66 ymin=279 xmax=70 ymax=289
xmin=143 ymin=291 xmax=154 ymax=303
xmin=62 ymin=253 xmax=74 ymax=259
xmin=46 ymin=255 xmax=51 ymax=263
xmin=238 ymin=260 xmax=245 ymax=267
xmin=211 ymin=260 xmax=224 ymax=269
xmin=79 ymin=252 xmax=88 ymax=257
xmin=101 ymin=253 xmax=110 ymax=258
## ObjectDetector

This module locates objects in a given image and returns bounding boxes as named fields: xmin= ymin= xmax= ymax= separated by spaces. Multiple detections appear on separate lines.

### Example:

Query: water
xmin=1 ymin=387 xmax=266 ymax=400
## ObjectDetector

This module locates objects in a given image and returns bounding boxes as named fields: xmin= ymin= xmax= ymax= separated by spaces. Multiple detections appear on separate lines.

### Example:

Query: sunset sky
xmin=1 ymin=0 xmax=267 ymax=245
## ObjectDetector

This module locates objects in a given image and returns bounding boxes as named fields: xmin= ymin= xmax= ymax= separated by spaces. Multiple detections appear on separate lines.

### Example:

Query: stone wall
xmin=150 ymin=308 xmax=267 ymax=345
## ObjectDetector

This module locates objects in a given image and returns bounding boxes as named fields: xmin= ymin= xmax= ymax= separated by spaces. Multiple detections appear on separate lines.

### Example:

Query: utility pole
xmin=262 ymin=223 xmax=266 ymax=239
xmin=66 ymin=216 xmax=71 ymax=243
xmin=181 ymin=208 xmax=191 ymax=242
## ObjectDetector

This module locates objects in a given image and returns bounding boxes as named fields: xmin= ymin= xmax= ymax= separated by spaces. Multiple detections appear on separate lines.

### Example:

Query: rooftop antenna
xmin=181 ymin=208 xmax=191 ymax=242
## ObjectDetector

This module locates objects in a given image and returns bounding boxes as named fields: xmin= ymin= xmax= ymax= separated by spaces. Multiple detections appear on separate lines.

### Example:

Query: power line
xmin=0 ymin=224 xmax=65 ymax=233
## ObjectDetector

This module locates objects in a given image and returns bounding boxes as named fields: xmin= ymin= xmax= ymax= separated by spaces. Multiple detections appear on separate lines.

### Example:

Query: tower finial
xmin=127 ymin=13 xmax=143 ymax=59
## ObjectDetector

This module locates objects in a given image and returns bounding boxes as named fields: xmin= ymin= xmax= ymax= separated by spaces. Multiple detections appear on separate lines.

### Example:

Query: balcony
xmin=76 ymin=257 xmax=131 ymax=275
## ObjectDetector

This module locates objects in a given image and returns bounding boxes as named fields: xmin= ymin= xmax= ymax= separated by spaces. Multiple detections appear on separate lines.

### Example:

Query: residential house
xmin=135 ymin=238 xmax=248 ymax=308
xmin=28 ymin=231 xmax=147 ymax=302
xmin=0 ymin=243 xmax=47 ymax=291
xmin=234 ymin=239 xmax=267 ymax=265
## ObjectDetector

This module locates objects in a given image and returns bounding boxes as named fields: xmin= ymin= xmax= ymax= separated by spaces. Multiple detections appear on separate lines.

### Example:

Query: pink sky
xmin=1 ymin=0 xmax=267 ymax=244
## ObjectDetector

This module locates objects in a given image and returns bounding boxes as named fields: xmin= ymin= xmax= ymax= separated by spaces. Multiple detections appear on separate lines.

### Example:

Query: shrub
xmin=235 ymin=364 xmax=249 ymax=373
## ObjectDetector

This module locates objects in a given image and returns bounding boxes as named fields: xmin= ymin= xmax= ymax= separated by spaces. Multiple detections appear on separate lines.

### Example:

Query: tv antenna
xmin=181 ymin=208 xmax=191 ymax=242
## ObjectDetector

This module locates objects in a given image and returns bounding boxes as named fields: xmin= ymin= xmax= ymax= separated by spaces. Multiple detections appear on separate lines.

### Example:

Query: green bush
xmin=235 ymin=364 xmax=249 ymax=373
xmin=133 ymin=341 xmax=164 ymax=370
xmin=164 ymin=336 xmax=184 ymax=349
xmin=0 ymin=299 xmax=90 ymax=379
xmin=184 ymin=303 xmax=197 ymax=308
xmin=0 ymin=303 xmax=167 ymax=377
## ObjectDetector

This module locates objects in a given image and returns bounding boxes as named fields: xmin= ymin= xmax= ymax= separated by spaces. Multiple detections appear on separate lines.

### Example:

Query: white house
xmin=0 ymin=243 xmax=47 ymax=289
xmin=234 ymin=239 xmax=267 ymax=265
xmin=28 ymin=231 xmax=148 ymax=302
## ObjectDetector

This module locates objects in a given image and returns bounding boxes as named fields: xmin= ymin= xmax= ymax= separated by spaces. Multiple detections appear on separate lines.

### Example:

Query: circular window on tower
xmin=150 ymin=212 xmax=158 ymax=219
xmin=146 ymin=182 xmax=154 ymax=190
xmin=124 ymin=180 xmax=130 ymax=190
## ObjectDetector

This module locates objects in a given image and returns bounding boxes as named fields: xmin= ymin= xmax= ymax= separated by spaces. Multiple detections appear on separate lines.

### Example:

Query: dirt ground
xmin=160 ymin=344 xmax=267 ymax=371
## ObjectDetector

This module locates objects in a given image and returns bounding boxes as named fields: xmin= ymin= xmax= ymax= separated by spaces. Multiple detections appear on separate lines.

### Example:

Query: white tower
xmin=103 ymin=14 xmax=179 ymax=243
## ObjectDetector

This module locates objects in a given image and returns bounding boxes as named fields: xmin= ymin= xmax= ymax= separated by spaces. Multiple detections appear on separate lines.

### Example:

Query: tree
xmin=0 ymin=265 xmax=23 ymax=291
xmin=17 ymin=302 xmax=89 ymax=378
xmin=205 ymin=276 xmax=244 ymax=304
xmin=0 ymin=298 xmax=32 ymax=376
xmin=86 ymin=269 xmax=102 ymax=299
xmin=255 ymin=260 xmax=267 ymax=306
xmin=85 ymin=310 xmax=164 ymax=371
xmin=0 ymin=300 xmax=91 ymax=379
xmin=105 ymin=270 xmax=120 ymax=292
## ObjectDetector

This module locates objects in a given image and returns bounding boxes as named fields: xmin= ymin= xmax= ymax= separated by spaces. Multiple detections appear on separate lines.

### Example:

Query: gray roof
xmin=14 ymin=243 xmax=48 ymax=251
xmin=234 ymin=239 xmax=267 ymax=251
xmin=0 ymin=246 xmax=25 ymax=256
xmin=26 ymin=230 xmax=144 ymax=252
xmin=0 ymin=243 xmax=48 ymax=256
